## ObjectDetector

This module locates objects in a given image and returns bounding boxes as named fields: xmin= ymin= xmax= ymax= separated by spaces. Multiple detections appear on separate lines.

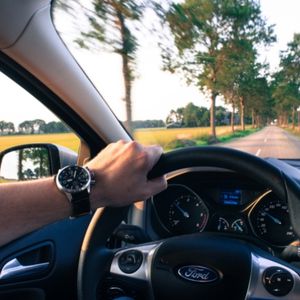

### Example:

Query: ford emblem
xmin=177 ymin=265 xmax=220 ymax=283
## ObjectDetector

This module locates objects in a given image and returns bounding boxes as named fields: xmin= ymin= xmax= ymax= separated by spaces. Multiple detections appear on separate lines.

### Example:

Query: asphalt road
xmin=223 ymin=126 xmax=300 ymax=159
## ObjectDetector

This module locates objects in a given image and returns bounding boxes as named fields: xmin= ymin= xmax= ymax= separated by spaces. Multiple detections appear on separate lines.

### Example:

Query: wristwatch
xmin=55 ymin=165 xmax=95 ymax=218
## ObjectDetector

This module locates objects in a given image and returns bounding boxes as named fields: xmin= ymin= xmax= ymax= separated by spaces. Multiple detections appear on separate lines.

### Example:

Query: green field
xmin=0 ymin=126 xmax=255 ymax=153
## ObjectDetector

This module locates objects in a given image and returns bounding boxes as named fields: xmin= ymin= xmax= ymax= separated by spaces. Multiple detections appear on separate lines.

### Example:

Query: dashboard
xmin=151 ymin=169 xmax=297 ymax=248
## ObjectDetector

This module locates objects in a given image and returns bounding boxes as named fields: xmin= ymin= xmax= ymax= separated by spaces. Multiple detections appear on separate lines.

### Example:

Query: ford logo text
xmin=177 ymin=265 xmax=219 ymax=283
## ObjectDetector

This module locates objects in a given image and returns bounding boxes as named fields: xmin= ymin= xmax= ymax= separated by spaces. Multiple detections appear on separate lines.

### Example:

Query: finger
xmin=146 ymin=175 xmax=168 ymax=197
xmin=144 ymin=145 xmax=164 ymax=170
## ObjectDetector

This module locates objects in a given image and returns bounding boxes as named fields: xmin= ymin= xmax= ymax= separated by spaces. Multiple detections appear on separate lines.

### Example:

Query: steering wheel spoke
xmin=247 ymin=253 xmax=300 ymax=299
xmin=110 ymin=243 xmax=160 ymax=281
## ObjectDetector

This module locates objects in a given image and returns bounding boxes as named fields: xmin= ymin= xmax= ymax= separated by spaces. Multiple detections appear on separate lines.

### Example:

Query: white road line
xmin=256 ymin=149 xmax=261 ymax=156
xmin=264 ymin=138 xmax=267 ymax=143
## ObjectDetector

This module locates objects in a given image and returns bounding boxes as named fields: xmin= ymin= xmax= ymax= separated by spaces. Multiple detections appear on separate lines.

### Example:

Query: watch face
xmin=57 ymin=166 xmax=90 ymax=193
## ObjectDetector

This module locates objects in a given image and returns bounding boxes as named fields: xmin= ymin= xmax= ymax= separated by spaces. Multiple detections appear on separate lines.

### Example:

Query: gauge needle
xmin=235 ymin=223 xmax=243 ymax=232
xmin=174 ymin=203 xmax=190 ymax=218
xmin=264 ymin=212 xmax=282 ymax=225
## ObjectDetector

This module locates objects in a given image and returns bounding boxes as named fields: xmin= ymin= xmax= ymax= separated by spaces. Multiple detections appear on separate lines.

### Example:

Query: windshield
xmin=52 ymin=0 xmax=300 ymax=159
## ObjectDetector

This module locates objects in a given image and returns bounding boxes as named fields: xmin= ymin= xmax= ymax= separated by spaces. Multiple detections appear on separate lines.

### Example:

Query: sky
xmin=0 ymin=0 xmax=300 ymax=127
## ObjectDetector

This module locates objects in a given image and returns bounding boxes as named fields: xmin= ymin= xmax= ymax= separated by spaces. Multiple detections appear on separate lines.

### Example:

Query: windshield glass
xmin=52 ymin=0 xmax=300 ymax=159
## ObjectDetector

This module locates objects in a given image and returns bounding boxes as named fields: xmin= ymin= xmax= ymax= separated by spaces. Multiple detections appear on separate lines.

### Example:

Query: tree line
xmin=0 ymin=119 xmax=168 ymax=135
xmin=0 ymin=119 xmax=71 ymax=135
xmin=166 ymin=103 xmax=243 ymax=128
xmin=0 ymin=104 xmax=246 ymax=136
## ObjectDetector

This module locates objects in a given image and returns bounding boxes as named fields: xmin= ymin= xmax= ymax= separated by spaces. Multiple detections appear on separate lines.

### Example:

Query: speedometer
xmin=249 ymin=192 xmax=296 ymax=246
xmin=168 ymin=194 xmax=209 ymax=234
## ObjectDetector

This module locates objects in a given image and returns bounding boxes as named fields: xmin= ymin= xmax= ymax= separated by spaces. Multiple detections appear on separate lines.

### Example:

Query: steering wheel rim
xmin=77 ymin=146 xmax=291 ymax=300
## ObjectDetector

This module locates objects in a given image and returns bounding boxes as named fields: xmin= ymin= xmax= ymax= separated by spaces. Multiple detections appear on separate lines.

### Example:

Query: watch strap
xmin=70 ymin=189 xmax=91 ymax=218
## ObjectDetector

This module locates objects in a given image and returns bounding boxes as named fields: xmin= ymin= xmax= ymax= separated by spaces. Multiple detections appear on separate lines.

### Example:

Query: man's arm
xmin=0 ymin=141 xmax=167 ymax=246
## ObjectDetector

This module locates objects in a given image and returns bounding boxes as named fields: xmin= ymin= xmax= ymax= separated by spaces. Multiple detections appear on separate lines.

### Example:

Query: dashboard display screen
xmin=219 ymin=189 xmax=242 ymax=205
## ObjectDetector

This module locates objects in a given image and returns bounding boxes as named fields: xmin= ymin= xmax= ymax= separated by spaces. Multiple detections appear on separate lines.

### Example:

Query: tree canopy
xmin=159 ymin=0 xmax=275 ymax=139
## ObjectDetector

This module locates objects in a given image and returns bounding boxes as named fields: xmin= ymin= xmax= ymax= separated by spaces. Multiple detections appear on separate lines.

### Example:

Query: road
xmin=223 ymin=126 xmax=300 ymax=159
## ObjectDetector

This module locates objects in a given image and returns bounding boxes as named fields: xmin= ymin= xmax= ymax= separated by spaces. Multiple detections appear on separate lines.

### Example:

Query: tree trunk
xmin=256 ymin=115 xmax=260 ymax=128
xmin=292 ymin=107 xmax=296 ymax=130
xmin=231 ymin=103 xmax=235 ymax=133
xmin=279 ymin=114 xmax=282 ymax=126
xmin=251 ymin=109 xmax=255 ymax=128
xmin=122 ymin=53 xmax=132 ymax=133
xmin=117 ymin=11 xmax=133 ymax=134
xmin=240 ymin=97 xmax=245 ymax=131
xmin=18 ymin=150 xmax=24 ymax=180
xmin=210 ymin=92 xmax=217 ymax=141
xmin=285 ymin=112 xmax=288 ymax=127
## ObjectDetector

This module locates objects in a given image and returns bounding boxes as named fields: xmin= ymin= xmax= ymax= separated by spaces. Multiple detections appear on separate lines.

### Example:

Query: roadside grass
xmin=218 ymin=128 xmax=259 ymax=143
xmin=283 ymin=127 xmax=300 ymax=140
xmin=0 ymin=133 xmax=80 ymax=152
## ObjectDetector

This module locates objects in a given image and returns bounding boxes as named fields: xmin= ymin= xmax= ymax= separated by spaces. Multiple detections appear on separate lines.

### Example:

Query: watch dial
xmin=58 ymin=166 xmax=89 ymax=192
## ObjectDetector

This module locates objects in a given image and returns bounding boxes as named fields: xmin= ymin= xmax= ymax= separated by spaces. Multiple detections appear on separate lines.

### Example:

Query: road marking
xmin=264 ymin=138 xmax=267 ymax=143
xmin=256 ymin=149 xmax=261 ymax=156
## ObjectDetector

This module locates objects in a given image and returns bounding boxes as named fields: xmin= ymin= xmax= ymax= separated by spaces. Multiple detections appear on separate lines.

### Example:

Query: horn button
xmin=151 ymin=234 xmax=251 ymax=300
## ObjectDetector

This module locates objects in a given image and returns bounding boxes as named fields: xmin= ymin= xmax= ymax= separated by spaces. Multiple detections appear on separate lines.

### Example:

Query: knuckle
xmin=117 ymin=139 xmax=126 ymax=145
xmin=128 ymin=141 xmax=141 ymax=152
xmin=138 ymin=150 xmax=150 ymax=167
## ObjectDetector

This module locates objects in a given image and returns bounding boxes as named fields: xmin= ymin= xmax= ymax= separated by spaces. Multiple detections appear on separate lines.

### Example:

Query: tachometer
xmin=250 ymin=192 xmax=296 ymax=246
xmin=168 ymin=194 xmax=209 ymax=234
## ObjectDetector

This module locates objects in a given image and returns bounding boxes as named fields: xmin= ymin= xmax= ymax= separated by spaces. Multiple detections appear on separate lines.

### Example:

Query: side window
xmin=0 ymin=72 xmax=80 ymax=182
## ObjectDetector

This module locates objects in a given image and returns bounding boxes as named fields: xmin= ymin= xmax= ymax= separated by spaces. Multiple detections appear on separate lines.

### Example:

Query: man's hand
xmin=85 ymin=140 xmax=167 ymax=209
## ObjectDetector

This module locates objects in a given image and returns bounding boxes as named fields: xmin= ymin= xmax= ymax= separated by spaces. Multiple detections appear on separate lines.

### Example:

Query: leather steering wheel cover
xmin=149 ymin=146 xmax=286 ymax=199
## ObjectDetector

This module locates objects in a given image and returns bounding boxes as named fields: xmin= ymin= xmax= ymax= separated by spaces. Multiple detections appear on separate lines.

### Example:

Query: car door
xmin=0 ymin=55 xmax=102 ymax=300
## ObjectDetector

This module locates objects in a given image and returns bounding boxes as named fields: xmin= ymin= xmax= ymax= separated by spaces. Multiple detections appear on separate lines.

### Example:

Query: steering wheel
xmin=77 ymin=146 xmax=300 ymax=300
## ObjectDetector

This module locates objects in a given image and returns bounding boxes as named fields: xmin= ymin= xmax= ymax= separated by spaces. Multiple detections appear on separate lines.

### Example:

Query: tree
xmin=214 ymin=3 xmax=275 ymax=131
xmin=273 ymin=34 xmax=300 ymax=129
xmin=0 ymin=121 xmax=14 ymax=135
xmin=33 ymin=119 xmax=46 ymax=134
xmin=6 ymin=122 xmax=15 ymax=134
xmin=132 ymin=120 xmax=165 ymax=129
xmin=18 ymin=121 xmax=32 ymax=134
xmin=161 ymin=0 xmax=274 ymax=139
xmin=218 ymin=38 xmax=257 ymax=131
xmin=43 ymin=121 xmax=71 ymax=133
xmin=183 ymin=103 xmax=202 ymax=127
xmin=0 ymin=121 xmax=6 ymax=134
xmin=23 ymin=148 xmax=50 ymax=179
xmin=72 ymin=0 xmax=145 ymax=133
xmin=166 ymin=108 xmax=184 ymax=126
xmin=166 ymin=102 xmax=229 ymax=128
xmin=215 ymin=106 xmax=229 ymax=126
xmin=248 ymin=77 xmax=274 ymax=128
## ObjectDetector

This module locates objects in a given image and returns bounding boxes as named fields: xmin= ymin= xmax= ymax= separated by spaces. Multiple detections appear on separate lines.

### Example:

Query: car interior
xmin=1 ymin=1 xmax=300 ymax=300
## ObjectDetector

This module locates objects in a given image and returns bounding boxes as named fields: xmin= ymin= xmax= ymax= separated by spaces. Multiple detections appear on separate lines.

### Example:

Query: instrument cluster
xmin=152 ymin=175 xmax=297 ymax=248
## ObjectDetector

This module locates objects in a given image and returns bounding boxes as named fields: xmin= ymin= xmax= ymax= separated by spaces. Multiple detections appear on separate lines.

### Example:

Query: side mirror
xmin=0 ymin=144 xmax=77 ymax=182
